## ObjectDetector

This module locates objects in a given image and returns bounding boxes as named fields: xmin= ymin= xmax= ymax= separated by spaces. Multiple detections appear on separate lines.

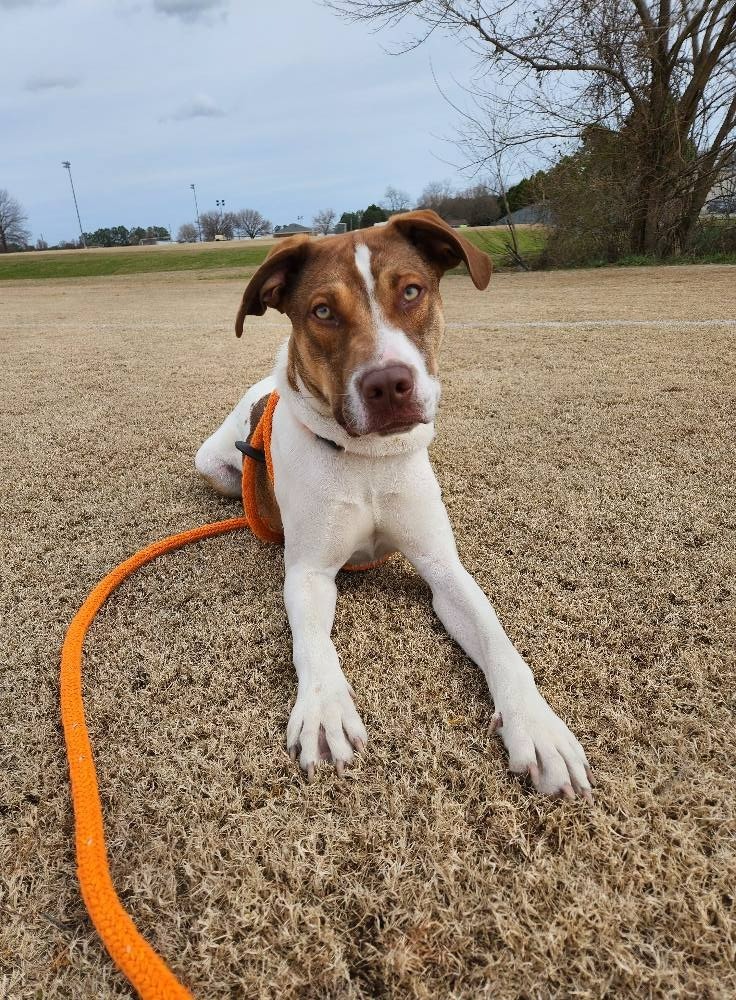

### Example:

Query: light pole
xmin=61 ymin=161 xmax=86 ymax=248
xmin=190 ymin=183 xmax=202 ymax=241
xmin=216 ymin=198 xmax=225 ymax=238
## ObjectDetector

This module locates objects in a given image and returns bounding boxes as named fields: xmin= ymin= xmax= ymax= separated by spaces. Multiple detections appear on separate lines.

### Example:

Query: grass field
xmin=0 ymin=239 xmax=271 ymax=280
xmin=2 ymin=264 xmax=735 ymax=998
xmin=0 ymin=226 xmax=546 ymax=280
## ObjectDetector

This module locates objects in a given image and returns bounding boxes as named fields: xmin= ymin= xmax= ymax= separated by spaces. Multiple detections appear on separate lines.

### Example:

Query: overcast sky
xmin=3 ymin=0 xmax=484 ymax=244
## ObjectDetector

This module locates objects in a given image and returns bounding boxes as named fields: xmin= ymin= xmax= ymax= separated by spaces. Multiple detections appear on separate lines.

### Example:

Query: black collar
xmin=234 ymin=441 xmax=266 ymax=463
xmin=235 ymin=434 xmax=343 ymax=463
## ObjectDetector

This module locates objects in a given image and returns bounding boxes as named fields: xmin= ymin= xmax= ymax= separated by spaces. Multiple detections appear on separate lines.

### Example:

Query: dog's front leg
xmin=393 ymin=474 xmax=593 ymax=800
xmin=283 ymin=563 xmax=368 ymax=780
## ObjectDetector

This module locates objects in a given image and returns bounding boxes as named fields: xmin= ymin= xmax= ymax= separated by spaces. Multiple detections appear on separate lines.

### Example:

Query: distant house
xmin=702 ymin=158 xmax=736 ymax=215
xmin=273 ymin=223 xmax=312 ymax=238
xmin=495 ymin=202 xmax=553 ymax=226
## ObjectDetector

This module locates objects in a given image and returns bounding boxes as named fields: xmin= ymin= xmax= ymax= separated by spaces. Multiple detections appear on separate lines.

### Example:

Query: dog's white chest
xmin=270 ymin=401 xmax=434 ymax=572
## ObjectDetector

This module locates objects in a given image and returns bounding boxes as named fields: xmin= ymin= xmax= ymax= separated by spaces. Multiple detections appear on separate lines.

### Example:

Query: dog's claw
xmin=585 ymin=766 xmax=595 ymax=786
xmin=306 ymin=763 xmax=316 ymax=783
xmin=335 ymin=759 xmax=345 ymax=778
xmin=581 ymin=787 xmax=594 ymax=804
xmin=491 ymin=712 xmax=503 ymax=733
xmin=352 ymin=737 xmax=365 ymax=753
xmin=559 ymin=783 xmax=576 ymax=801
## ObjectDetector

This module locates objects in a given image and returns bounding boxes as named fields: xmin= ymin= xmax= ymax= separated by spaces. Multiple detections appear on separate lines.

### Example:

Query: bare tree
xmin=0 ymin=189 xmax=31 ymax=252
xmin=312 ymin=208 xmax=337 ymax=234
xmin=417 ymin=179 xmax=454 ymax=216
xmin=416 ymin=178 xmax=500 ymax=224
xmin=329 ymin=1 xmax=736 ymax=256
xmin=176 ymin=223 xmax=198 ymax=243
xmin=486 ymin=118 xmax=531 ymax=269
xmin=234 ymin=208 xmax=272 ymax=239
xmin=382 ymin=185 xmax=412 ymax=212
xmin=199 ymin=209 xmax=236 ymax=241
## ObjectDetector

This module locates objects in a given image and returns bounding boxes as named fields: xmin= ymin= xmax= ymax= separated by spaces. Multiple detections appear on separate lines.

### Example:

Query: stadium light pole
xmin=61 ymin=161 xmax=86 ymax=248
xmin=190 ymin=183 xmax=202 ymax=241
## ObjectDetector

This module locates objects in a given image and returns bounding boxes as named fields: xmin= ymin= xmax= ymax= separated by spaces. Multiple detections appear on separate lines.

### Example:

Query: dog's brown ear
xmin=235 ymin=235 xmax=310 ymax=336
xmin=389 ymin=209 xmax=492 ymax=290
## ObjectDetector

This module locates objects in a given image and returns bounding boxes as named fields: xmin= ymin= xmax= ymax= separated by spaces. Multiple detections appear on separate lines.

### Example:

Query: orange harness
xmin=60 ymin=390 xmax=389 ymax=998
xmin=240 ymin=390 xmax=391 ymax=572
xmin=239 ymin=388 xmax=282 ymax=544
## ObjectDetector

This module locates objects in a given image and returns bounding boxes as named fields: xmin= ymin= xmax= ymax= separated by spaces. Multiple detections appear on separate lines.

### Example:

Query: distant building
xmin=702 ymin=158 xmax=736 ymax=215
xmin=495 ymin=203 xmax=553 ymax=226
xmin=273 ymin=223 xmax=312 ymax=238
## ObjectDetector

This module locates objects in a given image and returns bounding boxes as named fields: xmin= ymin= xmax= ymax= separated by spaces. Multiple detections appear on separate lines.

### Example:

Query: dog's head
xmin=236 ymin=210 xmax=491 ymax=436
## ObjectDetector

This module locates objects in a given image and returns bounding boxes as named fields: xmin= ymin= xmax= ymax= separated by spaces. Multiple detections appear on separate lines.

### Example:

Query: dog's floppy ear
xmin=235 ymin=235 xmax=310 ymax=336
xmin=389 ymin=209 xmax=492 ymax=290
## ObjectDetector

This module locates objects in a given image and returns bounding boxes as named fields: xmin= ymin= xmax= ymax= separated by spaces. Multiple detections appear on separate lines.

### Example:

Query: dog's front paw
xmin=492 ymin=693 xmax=593 ymax=801
xmin=286 ymin=682 xmax=368 ymax=781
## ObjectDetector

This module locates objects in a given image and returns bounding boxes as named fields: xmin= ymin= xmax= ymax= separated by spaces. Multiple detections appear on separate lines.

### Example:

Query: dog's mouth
xmin=375 ymin=417 xmax=428 ymax=436
xmin=336 ymin=409 xmax=429 ymax=438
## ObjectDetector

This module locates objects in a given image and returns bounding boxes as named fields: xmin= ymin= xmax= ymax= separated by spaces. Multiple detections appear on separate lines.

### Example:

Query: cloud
xmin=24 ymin=74 xmax=81 ymax=93
xmin=152 ymin=0 xmax=227 ymax=22
xmin=162 ymin=93 xmax=227 ymax=121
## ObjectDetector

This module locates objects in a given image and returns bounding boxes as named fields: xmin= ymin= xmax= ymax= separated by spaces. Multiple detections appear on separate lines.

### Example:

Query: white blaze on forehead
xmin=354 ymin=243 xmax=375 ymax=298
xmin=348 ymin=242 xmax=441 ymax=434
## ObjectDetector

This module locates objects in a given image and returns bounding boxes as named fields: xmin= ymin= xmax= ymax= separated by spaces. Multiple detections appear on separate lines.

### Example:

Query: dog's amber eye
xmin=313 ymin=304 xmax=333 ymax=321
xmin=403 ymin=284 xmax=421 ymax=302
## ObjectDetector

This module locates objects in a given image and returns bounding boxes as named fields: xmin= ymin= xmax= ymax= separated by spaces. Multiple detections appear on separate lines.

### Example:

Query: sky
xmin=3 ymin=0 xmax=484 ymax=245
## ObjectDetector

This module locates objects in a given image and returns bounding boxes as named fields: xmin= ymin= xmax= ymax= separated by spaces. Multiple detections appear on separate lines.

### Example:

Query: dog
xmin=195 ymin=210 xmax=593 ymax=800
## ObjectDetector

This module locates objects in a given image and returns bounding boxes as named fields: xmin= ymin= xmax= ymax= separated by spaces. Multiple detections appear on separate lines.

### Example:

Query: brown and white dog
xmin=195 ymin=210 xmax=593 ymax=799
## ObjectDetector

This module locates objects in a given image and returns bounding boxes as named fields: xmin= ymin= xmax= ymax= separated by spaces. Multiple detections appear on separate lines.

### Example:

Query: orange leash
xmin=61 ymin=516 xmax=252 ymax=999
xmin=60 ymin=393 xmax=389 ymax=997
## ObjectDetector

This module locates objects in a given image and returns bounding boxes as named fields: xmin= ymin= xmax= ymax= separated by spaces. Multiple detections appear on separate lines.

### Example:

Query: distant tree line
xmin=9 ymin=146 xmax=732 ymax=265
xmin=82 ymin=224 xmax=171 ymax=247
xmin=0 ymin=178 xmax=539 ymax=256
xmin=177 ymin=208 xmax=272 ymax=242
xmin=334 ymin=179 xmax=536 ymax=232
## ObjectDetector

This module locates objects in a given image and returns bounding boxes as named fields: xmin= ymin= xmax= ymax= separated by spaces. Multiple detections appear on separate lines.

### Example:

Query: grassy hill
xmin=0 ymin=226 xmax=547 ymax=281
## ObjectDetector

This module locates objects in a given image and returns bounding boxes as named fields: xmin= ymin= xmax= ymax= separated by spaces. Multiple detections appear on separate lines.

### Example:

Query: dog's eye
xmin=313 ymin=304 xmax=333 ymax=321
xmin=403 ymin=284 xmax=422 ymax=302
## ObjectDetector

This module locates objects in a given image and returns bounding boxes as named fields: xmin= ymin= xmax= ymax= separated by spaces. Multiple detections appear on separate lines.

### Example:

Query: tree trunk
xmin=632 ymin=153 xmax=671 ymax=256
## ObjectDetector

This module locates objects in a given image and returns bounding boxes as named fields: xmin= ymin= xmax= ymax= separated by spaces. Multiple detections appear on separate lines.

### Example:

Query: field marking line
xmin=253 ymin=318 xmax=736 ymax=330
xmin=446 ymin=319 xmax=736 ymax=330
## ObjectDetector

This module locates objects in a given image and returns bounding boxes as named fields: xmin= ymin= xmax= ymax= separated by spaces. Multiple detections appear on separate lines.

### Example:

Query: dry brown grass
xmin=1 ymin=265 xmax=735 ymax=998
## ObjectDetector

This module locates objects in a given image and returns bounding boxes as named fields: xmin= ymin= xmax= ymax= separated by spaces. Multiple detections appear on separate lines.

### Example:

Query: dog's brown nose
xmin=360 ymin=365 xmax=414 ymax=412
